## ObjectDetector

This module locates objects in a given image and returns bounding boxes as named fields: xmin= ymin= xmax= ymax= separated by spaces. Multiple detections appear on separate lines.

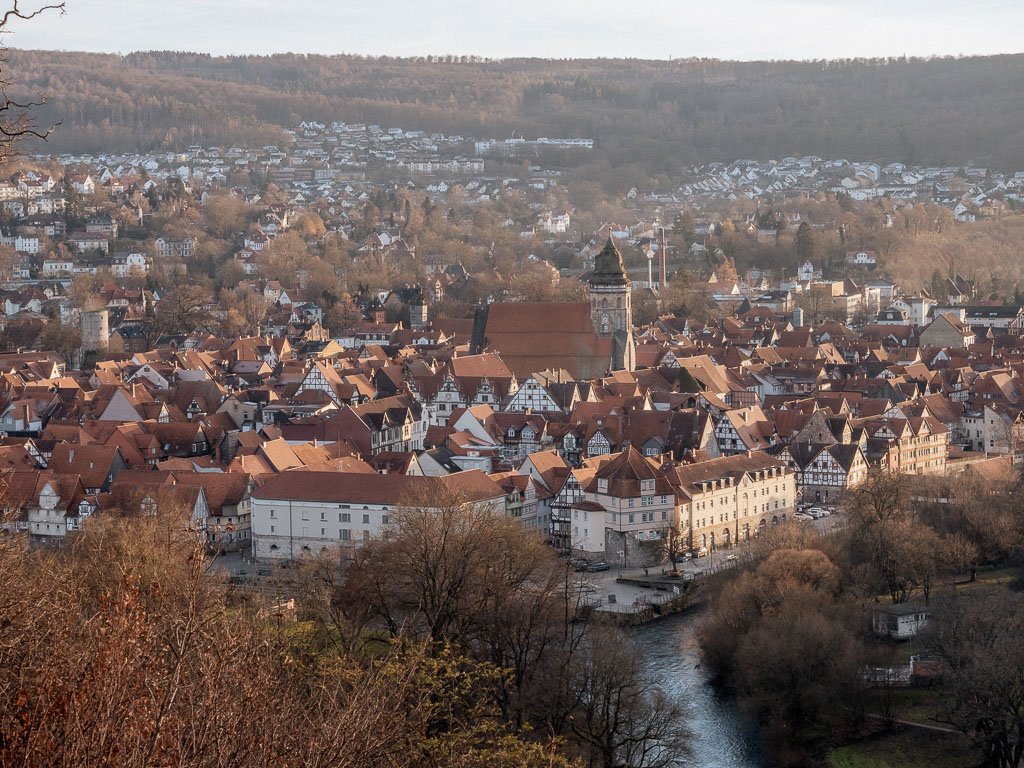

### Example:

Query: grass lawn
xmin=830 ymin=727 xmax=978 ymax=768
xmin=955 ymin=567 xmax=1019 ymax=593
xmin=875 ymin=687 xmax=944 ymax=725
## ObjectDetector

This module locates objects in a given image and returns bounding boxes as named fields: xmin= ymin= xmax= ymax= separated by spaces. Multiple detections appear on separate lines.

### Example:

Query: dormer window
xmin=597 ymin=478 xmax=608 ymax=493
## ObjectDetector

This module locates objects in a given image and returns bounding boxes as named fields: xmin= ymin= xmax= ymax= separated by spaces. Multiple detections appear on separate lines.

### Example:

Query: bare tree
xmin=569 ymin=629 xmax=688 ymax=768
xmin=930 ymin=590 xmax=1024 ymax=768
xmin=0 ymin=2 xmax=65 ymax=160
xmin=0 ymin=508 xmax=577 ymax=767
xmin=661 ymin=512 xmax=687 ymax=573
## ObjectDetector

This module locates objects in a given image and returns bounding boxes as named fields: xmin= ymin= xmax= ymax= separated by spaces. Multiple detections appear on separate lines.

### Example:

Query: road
xmin=577 ymin=512 xmax=843 ymax=609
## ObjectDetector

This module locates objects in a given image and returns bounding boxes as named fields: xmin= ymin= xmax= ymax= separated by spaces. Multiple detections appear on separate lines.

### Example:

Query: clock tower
xmin=589 ymin=237 xmax=634 ymax=371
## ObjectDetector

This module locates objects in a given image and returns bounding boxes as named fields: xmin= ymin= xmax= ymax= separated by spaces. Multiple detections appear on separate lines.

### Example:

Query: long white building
xmin=250 ymin=469 xmax=504 ymax=561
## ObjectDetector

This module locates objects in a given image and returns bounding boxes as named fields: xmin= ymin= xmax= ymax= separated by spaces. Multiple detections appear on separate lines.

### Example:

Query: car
xmin=725 ymin=554 xmax=738 ymax=562
xmin=793 ymin=511 xmax=813 ymax=521
xmin=807 ymin=507 xmax=827 ymax=519
xmin=696 ymin=547 xmax=709 ymax=557
xmin=587 ymin=562 xmax=610 ymax=572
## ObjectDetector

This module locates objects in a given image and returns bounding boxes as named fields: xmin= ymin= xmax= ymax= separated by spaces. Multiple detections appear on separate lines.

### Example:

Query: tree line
xmin=0 ymin=486 xmax=689 ymax=768
xmin=699 ymin=467 xmax=1024 ymax=767
xmin=8 ymin=51 xmax=1024 ymax=169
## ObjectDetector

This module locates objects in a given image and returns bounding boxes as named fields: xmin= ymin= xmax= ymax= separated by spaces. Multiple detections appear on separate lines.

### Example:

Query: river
xmin=634 ymin=609 xmax=767 ymax=768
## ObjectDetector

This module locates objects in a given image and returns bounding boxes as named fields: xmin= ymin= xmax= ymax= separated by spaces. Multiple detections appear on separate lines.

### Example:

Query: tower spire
xmin=591 ymin=237 xmax=630 ymax=286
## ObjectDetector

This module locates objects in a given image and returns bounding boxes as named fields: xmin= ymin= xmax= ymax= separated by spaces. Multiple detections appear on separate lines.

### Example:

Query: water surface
xmin=634 ymin=610 xmax=767 ymax=768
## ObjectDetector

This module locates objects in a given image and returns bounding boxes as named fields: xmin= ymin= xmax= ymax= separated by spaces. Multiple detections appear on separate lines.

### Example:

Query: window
xmin=628 ymin=497 xmax=634 ymax=507
xmin=270 ymin=525 xmax=275 ymax=533
xmin=382 ymin=514 xmax=389 ymax=525
xmin=320 ymin=512 xmax=326 ymax=521
xmin=301 ymin=510 xmax=309 ymax=521
xmin=362 ymin=514 xmax=370 ymax=524
xmin=340 ymin=529 xmax=350 ymax=541
xmin=270 ymin=509 xmax=276 ymax=519
xmin=628 ymin=514 xmax=635 ymax=524
xmin=340 ymin=513 xmax=350 ymax=523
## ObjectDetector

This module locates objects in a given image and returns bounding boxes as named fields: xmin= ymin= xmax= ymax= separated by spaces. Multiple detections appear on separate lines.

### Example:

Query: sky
xmin=5 ymin=0 xmax=1024 ymax=61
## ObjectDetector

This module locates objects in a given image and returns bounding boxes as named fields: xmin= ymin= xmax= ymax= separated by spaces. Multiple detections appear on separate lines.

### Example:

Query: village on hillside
xmin=0 ymin=119 xmax=1017 ymax=568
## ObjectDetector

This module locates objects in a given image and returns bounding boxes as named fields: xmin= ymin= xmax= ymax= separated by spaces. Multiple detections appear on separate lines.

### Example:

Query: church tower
xmin=589 ymin=238 xmax=635 ymax=371
xmin=590 ymin=237 xmax=632 ymax=335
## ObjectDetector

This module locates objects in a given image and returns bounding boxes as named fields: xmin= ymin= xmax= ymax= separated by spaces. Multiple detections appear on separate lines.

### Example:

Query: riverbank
xmin=830 ymin=725 xmax=976 ymax=768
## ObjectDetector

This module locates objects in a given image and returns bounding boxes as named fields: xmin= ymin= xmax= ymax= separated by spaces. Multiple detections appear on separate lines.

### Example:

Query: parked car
xmin=807 ymin=507 xmax=827 ymax=519
xmin=569 ymin=558 xmax=588 ymax=572
xmin=793 ymin=511 xmax=813 ymax=521
xmin=587 ymin=562 xmax=610 ymax=572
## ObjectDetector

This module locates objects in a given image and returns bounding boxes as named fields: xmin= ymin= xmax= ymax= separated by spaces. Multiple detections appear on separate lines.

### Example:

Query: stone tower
xmin=589 ymin=237 xmax=632 ymax=336
xmin=80 ymin=309 xmax=109 ymax=355
xmin=589 ymin=238 xmax=635 ymax=372
xmin=409 ymin=302 xmax=428 ymax=330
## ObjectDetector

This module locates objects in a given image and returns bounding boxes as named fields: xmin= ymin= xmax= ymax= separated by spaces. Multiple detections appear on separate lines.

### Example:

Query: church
xmin=469 ymin=238 xmax=635 ymax=381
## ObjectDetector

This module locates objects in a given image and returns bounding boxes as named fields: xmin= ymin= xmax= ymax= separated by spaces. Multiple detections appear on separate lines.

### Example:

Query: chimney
xmin=659 ymin=226 xmax=668 ymax=289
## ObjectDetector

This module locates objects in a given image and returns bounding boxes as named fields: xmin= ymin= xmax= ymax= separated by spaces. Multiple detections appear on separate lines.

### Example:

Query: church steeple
xmin=591 ymin=237 xmax=630 ymax=287
xmin=589 ymin=237 xmax=633 ymax=372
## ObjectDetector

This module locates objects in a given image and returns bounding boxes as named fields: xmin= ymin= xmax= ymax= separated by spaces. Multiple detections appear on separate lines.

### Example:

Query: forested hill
xmin=8 ymin=50 xmax=1024 ymax=170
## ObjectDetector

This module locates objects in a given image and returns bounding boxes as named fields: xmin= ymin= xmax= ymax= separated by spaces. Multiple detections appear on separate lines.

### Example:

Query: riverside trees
xmin=306 ymin=489 xmax=688 ymax=768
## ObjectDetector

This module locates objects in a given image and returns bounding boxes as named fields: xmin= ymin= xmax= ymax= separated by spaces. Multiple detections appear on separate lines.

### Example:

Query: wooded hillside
xmin=8 ymin=50 xmax=1024 ymax=169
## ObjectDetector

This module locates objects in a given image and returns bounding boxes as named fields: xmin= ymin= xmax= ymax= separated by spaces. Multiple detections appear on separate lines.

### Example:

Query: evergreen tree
xmin=931 ymin=269 xmax=949 ymax=303
xmin=676 ymin=367 xmax=702 ymax=393
xmin=673 ymin=211 xmax=696 ymax=244
xmin=795 ymin=221 xmax=817 ymax=264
